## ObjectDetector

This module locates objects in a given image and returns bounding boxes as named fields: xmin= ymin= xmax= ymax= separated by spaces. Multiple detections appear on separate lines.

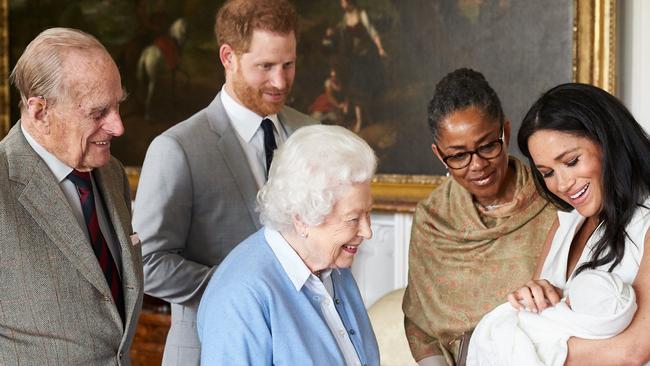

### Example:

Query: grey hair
xmin=257 ymin=125 xmax=377 ymax=232
xmin=9 ymin=27 xmax=108 ymax=111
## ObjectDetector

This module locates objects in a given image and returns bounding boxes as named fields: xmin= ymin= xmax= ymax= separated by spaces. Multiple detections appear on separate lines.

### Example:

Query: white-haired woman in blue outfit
xmin=197 ymin=124 xmax=380 ymax=365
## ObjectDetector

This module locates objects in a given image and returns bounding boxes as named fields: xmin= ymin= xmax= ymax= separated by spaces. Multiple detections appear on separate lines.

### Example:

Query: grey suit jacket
xmin=0 ymin=124 xmax=144 ymax=365
xmin=132 ymin=93 xmax=316 ymax=365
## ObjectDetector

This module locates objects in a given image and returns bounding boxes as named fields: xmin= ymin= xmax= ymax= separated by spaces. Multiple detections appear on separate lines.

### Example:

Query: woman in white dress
xmin=511 ymin=83 xmax=650 ymax=365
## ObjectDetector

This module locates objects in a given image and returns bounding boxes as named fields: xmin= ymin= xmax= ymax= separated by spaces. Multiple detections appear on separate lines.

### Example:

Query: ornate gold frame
xmin=0 ymin=0 xmax=616 ymax=211
xmin=374 ymin=0 xmax=617 ymax=211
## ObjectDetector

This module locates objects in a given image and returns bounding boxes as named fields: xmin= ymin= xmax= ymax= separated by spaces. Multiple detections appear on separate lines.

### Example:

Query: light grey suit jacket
xmin=132 ymin=94 xmax=316 ymax=365
xmin=0 ymin=124 xmax=144 ymax=365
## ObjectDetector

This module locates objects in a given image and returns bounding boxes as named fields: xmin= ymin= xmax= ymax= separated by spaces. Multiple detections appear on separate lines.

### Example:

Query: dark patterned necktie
xmin=260 ymin=118 xmax=277 ymax=178
xmin=67 ymin=169 xmax=124 ymax=321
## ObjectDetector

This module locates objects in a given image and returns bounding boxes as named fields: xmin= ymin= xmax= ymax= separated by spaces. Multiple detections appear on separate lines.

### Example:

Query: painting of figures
xmin=291 ymin=0 xmax=573 ymax=175
xmin=3 ymin=0 xmax=584 ymax=176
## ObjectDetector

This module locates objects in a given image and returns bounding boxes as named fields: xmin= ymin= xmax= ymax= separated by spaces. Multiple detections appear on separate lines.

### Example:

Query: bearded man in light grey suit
xmin=132 ymin=0 xmax=316 ymax=364
xmin=0 ymin=28 xmax=143 ymax=365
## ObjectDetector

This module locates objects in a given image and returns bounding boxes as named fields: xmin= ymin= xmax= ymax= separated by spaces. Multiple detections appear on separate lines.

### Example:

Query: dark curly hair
xmin=427 ymin=68 xmax=504 ymax=142
xmin=518 ymin=83 xmax=650 ymax=275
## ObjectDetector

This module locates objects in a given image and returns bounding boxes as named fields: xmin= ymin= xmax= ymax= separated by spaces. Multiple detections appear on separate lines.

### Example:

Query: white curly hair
xmin=257 ymin=124 xmax=377 ymax=232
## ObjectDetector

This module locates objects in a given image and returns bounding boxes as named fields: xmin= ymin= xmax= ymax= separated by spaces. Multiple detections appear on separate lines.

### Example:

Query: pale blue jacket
xmin=197 ymin=228 xmax=380 ymax=365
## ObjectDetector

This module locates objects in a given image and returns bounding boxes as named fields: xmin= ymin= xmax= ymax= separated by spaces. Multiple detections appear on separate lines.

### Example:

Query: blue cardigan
xmin=197 ymin=228 xmax=380 ymax=365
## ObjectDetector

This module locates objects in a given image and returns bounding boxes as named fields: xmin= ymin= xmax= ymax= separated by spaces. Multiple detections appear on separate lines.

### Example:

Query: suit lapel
xmin=277 ymin=105 xmax=317 ymax=134
xmin=206 ymin=95 xmax=262 ymax=229
xmin=94 ymin=165 xmax=141 ymax=330
xmin=8 ymin=131 xmax=112 ymax=301
xmin=7 ymin=125 xmax=128 ymax=329
xmin=278 ymin=109 xmax=299 ymax=135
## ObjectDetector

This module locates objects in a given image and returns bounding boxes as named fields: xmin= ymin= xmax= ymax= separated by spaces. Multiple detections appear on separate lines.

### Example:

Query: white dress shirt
xmin=220 ymin=86 xmax=288 ymax=188
xmin=21 ymin=124 xmax=122 ymax=274
xmin=265 ymin=228 xmax=362 ymax=366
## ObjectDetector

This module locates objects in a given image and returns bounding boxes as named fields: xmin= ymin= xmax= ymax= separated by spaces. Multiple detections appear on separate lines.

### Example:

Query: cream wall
xmin=619 ymin=0 xmax=650 ymax=132
xmin=351 ymin=212 xmax=412 ymax=308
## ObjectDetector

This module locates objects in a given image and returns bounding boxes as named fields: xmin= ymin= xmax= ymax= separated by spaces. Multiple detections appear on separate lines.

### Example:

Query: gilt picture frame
xmin=0 ymin=0 xmax=615 ymax=210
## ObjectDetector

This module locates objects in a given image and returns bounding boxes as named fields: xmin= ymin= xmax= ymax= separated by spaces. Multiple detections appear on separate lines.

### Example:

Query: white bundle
xmin=466 ymin=270 xmax=637 ymax=366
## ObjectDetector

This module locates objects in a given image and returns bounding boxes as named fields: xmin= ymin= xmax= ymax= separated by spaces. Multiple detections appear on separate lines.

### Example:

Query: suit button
xmin=103 ymin=296 xmax=111 ymax=302
xmin=335 ymin=298 xmax=341 ymax=305
xmin=349 ymin=329 xmax=356 ymax=335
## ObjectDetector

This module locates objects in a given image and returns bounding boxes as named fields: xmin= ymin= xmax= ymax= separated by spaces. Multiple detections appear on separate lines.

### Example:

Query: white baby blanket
xmin=466 ymin=270 xmax=637 ymax=366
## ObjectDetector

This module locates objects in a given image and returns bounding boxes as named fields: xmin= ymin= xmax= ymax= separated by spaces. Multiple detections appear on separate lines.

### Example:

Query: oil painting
xmin=1 ymin=0 xmax=615 ymax=206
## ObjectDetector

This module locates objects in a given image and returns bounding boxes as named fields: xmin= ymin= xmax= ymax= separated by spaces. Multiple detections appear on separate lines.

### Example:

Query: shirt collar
xmin=21 ymin=123 xmax=74 ymax=183
xmin=220 ymin=85 xmax=281 ymax=143
xmin=264 ymin=227 xmax=331 ymax=291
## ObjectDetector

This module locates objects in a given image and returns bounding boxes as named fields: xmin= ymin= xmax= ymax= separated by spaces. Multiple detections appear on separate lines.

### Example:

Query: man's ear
xmin=25 ymin=96 xmax=51 ymax=133
xmin=219 ymin=43 xmax=237 ymax=72
xmin=26 ymin=96 xmax=47 ymax=120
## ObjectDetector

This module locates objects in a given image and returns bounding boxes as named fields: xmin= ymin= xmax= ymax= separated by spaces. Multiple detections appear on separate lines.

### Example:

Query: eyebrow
xmin=87 ymin=92 xmax=128 ymax=114
xmin=535 ymin=147 xmax=580 ymax=169
xmin=88 ymin=105 xmax=107 ymax=115
xmin=343 ymin=205 xmax=372 ymax=216
xmin=553 ymin=147 xmax=580 ymax=161
xmin=442 ymin=129 xmax=500 ymax=150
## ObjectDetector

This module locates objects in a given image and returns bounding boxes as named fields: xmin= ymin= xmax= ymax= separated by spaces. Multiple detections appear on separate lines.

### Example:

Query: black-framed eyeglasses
xmin=437 ymin=130 xmax=504 ymax=170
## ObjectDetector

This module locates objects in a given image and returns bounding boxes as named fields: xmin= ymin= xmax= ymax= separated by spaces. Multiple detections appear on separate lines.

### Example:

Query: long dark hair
xmin=518 ymin=83 xmax=650 ymax=274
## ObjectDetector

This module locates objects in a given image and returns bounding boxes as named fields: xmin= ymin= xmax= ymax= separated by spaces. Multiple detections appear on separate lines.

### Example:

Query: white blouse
xmin=540 ymin=197 xmax=650 ymax=290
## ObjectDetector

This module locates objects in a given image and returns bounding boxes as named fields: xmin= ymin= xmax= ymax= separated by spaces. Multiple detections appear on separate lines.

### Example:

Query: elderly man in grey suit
xmin=0 ymin=28 xmax=143 ymax=365
xmin=132 ymin=0 xmax=316 ymax=364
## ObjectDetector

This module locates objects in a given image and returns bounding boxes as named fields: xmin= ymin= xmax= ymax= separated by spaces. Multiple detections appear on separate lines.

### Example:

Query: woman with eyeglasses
xmin=402 ymin=68 xmax=557 ymax=366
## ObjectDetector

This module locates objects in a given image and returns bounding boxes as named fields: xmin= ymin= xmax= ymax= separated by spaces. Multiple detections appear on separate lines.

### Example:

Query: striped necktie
xmin=67 ymin=169 xmax=125 ymax=321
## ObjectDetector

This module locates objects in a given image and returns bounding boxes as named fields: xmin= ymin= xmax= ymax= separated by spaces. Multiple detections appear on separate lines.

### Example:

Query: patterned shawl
xmin=402 ymin=157 xmax=556 ymax=365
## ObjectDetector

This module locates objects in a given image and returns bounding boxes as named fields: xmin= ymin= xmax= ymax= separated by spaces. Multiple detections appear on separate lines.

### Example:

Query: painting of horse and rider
xmin=6 ymin=0 xmax=573 ymax=175
xmin=7 ymin=0 xmax=223 ymax=167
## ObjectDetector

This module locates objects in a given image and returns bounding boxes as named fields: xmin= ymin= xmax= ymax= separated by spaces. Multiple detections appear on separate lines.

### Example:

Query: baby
xmin=467 ymin=269 xmax=637 ymax=366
